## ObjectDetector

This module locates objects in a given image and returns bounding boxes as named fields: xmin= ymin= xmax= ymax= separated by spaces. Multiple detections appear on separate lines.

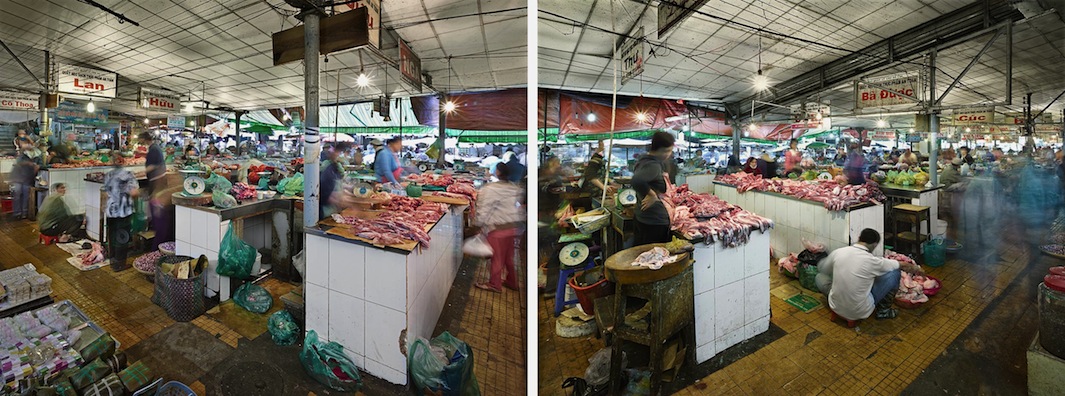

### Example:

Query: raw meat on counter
xmin=331 ymin=196 xmax=448 ymax=247
xmin=230 ymin=182 xmax=257 ymax=200
xmin=407 ymin=173 xmax=454 ymax=187
xmin=662 ymin=180 xmax=773 ymax=247
xmin=631 ymin=247 xmax=684 ymax=270
xmin=446 ymin=181 xmax=478 ymax=204
xmin=714 ymin=172 xmax=886 ymax=211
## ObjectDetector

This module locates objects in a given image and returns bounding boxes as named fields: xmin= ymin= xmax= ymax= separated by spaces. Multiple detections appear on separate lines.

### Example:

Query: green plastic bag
xmin=233 ymin=283 xmax=272 ymax=313
xmin=798 ymin=264 xmax=819 ymax=292
xmin=408 ymin=331 xmax=481 ymax=396
xmin=130 ymin=198 xmax=147 ymax=234
xmin=282 ymin=172 xmax=304 ymax=196
xmin=216 ymin=223 xmax=256 ymax=278
xmin=212 ymin=191 xmax=237 ymax=208
xmin=205 ymin=172 xmax=232 ymax=194
xmin=267 ymin=310 xmax=300 ymax=345
xmin=301 ymin=330 xmax=362 ymax=392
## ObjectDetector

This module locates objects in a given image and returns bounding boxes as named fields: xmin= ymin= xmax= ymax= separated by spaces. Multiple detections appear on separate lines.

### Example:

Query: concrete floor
xmin=0 ymin=216 xmax=526 ymax=395
xmin=539 ymin=217 xmax=1053 ymax=395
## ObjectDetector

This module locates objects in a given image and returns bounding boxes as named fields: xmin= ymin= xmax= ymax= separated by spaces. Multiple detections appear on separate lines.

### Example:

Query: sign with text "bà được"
xmin=856 ymin=71 xmax=922 ymax=108
xmin=0 ymin=91 xmax=39 ymax=111
xmin=55 ymin=63 xmax=117 ymax=98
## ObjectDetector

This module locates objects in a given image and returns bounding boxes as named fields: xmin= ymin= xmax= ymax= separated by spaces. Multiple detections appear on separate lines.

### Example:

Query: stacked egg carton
xmin=0 ymin=265 xmax=53 ymax=306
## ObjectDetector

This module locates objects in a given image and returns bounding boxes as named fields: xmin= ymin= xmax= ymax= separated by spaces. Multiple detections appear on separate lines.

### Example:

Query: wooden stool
xmin=830 ymin=309 xmax=859 ymax=328
xmin=605 ymin=243 xmax=695 ymax=395
xmin=892 ymin=204 xmax=930 ymax=263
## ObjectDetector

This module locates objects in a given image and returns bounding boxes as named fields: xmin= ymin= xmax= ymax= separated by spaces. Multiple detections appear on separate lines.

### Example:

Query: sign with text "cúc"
xmin=55 ymin=63 xmax=117 ymax=98
xmin=856 ymin=71 xmax=922 ymax=108
xmin=138 ymin=87 xmax=181 ymax=112
xmin=952 ymin=107 xmax=995 ymax=125
xmin=0 ymin=91 xmax=39 ymax=111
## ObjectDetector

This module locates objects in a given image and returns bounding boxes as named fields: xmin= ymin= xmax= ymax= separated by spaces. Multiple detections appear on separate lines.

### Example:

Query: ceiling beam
xmin=733 ymin=0 xmax=1024 ymax=119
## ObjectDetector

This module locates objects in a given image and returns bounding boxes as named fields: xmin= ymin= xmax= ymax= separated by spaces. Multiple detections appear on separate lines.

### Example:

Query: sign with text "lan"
xmin=0 ymin=91 xmax=39 ymax=111
xmin=55 ymin=63 xmax=117 ymax=98
xmin=138 ymin=87 xmax=181 ymax=112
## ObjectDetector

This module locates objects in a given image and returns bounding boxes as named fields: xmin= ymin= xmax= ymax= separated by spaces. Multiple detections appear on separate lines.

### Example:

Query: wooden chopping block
xmin=420 ymin=193 xmax=469 ymax=206
xmin=604 ymin=242 xmax=694 ymax=285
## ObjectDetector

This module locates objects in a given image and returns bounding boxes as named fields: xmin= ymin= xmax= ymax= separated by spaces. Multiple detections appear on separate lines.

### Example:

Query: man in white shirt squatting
xmin=816 ymin=228 xmax=923 ymax=320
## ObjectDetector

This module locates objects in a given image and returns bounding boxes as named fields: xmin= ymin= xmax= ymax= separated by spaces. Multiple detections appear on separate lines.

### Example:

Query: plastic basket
xmin=568 ymin=269 xmax=614 ymax=316
xmin=922 ymin=276 xmax=942 ymax=296
xmin=895 ymin=298 xmax=925 ymax=309
xmin=922 ymin=239 xmax=946 ymax=268
xmin=152 ymin=255 xmax=207 ymax=322
xmin=570 ymin=209 xmax=609 ymax=235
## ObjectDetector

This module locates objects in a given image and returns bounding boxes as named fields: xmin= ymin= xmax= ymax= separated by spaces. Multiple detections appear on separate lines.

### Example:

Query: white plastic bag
xmin=462 ymin=234 xmax=493 ymax=257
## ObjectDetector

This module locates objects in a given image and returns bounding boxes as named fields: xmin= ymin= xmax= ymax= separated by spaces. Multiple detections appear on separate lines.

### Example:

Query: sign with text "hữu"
xmin=0 ymin=91 xmax=39 ymax=111
xmin=138 ymin=87 xmax=181 ymax=112
xmin=856 ymin=71 xmax=922 ymax=108
xmin=55 ymin=63 xmax=117 ymax=98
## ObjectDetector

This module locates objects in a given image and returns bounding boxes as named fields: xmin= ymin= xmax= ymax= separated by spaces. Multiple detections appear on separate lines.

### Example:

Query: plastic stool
xmin=555 ymin=261 xmax=595 ymax=316
xmin=830 ymin=309 xmax=859 ymax=328
xmin=39 ymin=234 xmax=60 ymax=245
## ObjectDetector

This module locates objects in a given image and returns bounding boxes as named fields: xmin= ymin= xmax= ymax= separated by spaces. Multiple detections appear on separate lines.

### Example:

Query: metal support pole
xmin=234 ymin=111 xmax=245 ymax=156
xmin=731 ymin=123 xmax=741 ymax=166
xmin=437 ymin=95 xmax=446 ymax=169
xmin=40 ymin=50 xmax=50 ymax=136
xmin=1006 ymin=21 xmax=1012 ymax=105
xmin=300 ymin=7 xmax=324 ymax=226
xmin=928 ymin=47 xmax=938 ymax=186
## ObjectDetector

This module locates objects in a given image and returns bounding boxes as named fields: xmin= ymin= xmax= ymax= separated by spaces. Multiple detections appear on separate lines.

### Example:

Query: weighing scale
xmin=559 ymin=242 xmax=591 ymax=267
xmin=173 ymin=169 xmax=212 ymax=206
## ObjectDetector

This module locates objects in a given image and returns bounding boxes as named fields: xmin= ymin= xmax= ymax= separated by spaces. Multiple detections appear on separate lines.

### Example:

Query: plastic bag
xmin=301 ymin=330 xmax=362 ymax=392
xmin=283 ymin=172 xmax=304 ymax=196
xmin=461 ymin=234 xmax=493 ymax=257
xmin=233 ymin=283 xmax=273 ymax=313
xmin=798 ymin=263 xmax=819 ymax=292
xmin=293 ymin=249 xmax=306 ymax=280
xmin=216 ymin=224 xmax=256 ymax=278
xmin=267 ymin=310 xmax=300 ymax=345
xmin=205 ymin=172 xmax=232 ymax=194
xmin=212 ymin=191 xmax=238 ymax=208
xmin=585 ymin=347 xmax=624 ymax=387
xmin=801 ymin=238 xmax=825 ymax=254
xmin=131 ymin=199 xmax=147 ymax=234
xmin=409 ymin=332 xmax=481 ymax=396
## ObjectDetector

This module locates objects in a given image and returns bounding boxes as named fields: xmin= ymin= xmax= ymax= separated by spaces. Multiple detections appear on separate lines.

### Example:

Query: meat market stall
xmin=174 ymin=197 xmax=295 ymax=300
xmin=303 ymin=195 xmax=468 ymax=385
xmin=878 ymin=183 xmax=944 ymax=235
xmin=660 ymin=182 xmax=774 ymax=363
xmin=712 ymin=173 xmax=886 ymax=257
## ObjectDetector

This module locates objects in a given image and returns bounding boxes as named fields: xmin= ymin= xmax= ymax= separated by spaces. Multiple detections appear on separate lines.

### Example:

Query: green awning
xmin=243 ymin=124 xmax=276 ymax=134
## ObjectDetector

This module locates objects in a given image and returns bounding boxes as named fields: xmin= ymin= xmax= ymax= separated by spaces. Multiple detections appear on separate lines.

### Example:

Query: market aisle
xmin=0 ymin=217 xmax=526 ymax=395
xmin=539 ymin=233 xmax=1032 ymax=395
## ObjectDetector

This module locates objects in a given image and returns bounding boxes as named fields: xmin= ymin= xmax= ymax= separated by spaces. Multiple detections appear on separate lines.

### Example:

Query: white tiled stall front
xmin=174 ymin=200 xmax=277 ymax=300
xmin=45 ymin=165 xmax=144 ymax=215
xmin=691 ymin=230 xmax=772 ymax=363
xmin=303 ymin=205 xmax=465 ymax=385
xmin=713 ymin=182 xmax=885 ymax=257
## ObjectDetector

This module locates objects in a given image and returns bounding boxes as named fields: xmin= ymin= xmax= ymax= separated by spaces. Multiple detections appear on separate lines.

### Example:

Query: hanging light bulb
xmin=965 ymin=127 xmax=971 ymax=133
xmin=876 ymin=119 xmax=887 ymax=128
xmin=356 ymin=73 xmax=370 ymax=87
xmin=191 ymin=120 xmax=196 ymax=127
xmin=86 ymin=99 xmax=95 ymax=113
xmin=752 ymin=72 xmax=769 ymax=91
xmin=443 ymin=100 xmax=457 ymax=114
xmin=814 ymin=111 xmax=823 ymax=120
xmin=282 ymin=113 xmax=292 ymax=121
xmin=587 ymin=113 xmax=597 ymax=122
xmin=143 ymin=117 xmax=149 ymax=124
xmin=909 ymin=128 xmax=915 ymax=133
xmin=635 ymin=112 xmax=648 ymax=123
xmin=748 ymin=123 xmax=758 ymax=132
xmin=184 ymin=102 xmax=194 ymax=113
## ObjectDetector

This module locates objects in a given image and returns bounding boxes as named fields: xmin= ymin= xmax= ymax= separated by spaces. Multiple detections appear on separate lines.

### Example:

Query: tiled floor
xmin=0 ymin=217 xmax=525 ymax=395
xmin=539 ymin=230 xmax=1034 ymax=395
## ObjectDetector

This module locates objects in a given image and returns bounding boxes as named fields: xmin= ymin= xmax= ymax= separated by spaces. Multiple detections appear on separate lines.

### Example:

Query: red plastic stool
xmin=830 ymin=309 xmax=859 ymax=328
xmin=38 ymin=234 xmax=60 ymax=245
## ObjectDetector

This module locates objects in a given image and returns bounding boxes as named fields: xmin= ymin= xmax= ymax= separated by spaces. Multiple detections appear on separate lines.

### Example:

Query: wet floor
xmin=539 ymin=217 xmax=1054 ymax=395
xmin=0 ymin=216 xmax=526 ymax=395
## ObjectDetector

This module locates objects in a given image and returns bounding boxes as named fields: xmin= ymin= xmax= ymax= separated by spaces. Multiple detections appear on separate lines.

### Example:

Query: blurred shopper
xmin=10 ymin=141 xmax=41 ymax=220
xmin=816 ymin=229 xmax=923 ymax=320
xmin=474 ymin=163 xmax=524 ymax=293
xmin=319 ymin=145 xmax=344 ymax=219
xmin=900 ymin=148 xmax=919 ymax=167
xmin=579 ymin=140 xmax=611 ymax=197
xmin=140 ymin=133 xmax=166 ymax=197
xmin=1017 ymin=156 xmax=1063 ymax=249
xmin=632 ymin=132 xmax=676 ymax=246
xmin=940 ymin=158 xmax=962 ymax=188
xmin=958 ymin=168 xmax=1003 ymax=263
xmin=784 ymin=139 xmax=802 ymax=175
xmin=38 ymin=183 xmax=85 ymax=242
xmin=844 ymin=143 xmax=866 ymax=185
xmin=103 ymin=156 xmax=140 ymax=271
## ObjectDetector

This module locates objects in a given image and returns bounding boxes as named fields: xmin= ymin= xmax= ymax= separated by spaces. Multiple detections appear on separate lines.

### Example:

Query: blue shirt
xmin=374 ymin=147 xmax=400 ymax=184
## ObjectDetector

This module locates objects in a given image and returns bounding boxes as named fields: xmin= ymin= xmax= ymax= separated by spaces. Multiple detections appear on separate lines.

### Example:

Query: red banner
xmin=537 ymin=89 xmax=730 ymax=136
xmin=412 ymin=88 xmax=527 ymax=131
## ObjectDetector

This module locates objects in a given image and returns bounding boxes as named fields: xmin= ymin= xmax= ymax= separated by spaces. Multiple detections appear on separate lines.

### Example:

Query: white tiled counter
xmin=174 ymin=198 xmax=291 ymax=300
xmin=44 ymin=165 xmax=144 ymax=215
xmin=690 ymin=229 xmax=771 ymax=363
xmin=85 ymin=180 xmax=103 ymax=240
xmin=304 ymin=205 xmax=465 ymax=385
xmin=713 ymin=182 xmax=885 ymax=257
xmin=685 ymin=174 xmax=716 ymax=195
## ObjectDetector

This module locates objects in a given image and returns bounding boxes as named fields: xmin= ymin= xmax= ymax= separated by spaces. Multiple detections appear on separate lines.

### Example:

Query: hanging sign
xmin=398 ymin=40 xmax=422 ymax=91
xmin=952 ymin=106 xmax=994 ymax=125
xmin=658 ymin=0 xmax=710 ymax=38
xmin=856 ymin=71 xmax=922 ymax=108
xmin=49 ymin=101 xmax=108 ymax=124
xmin=55 ymin=63 xmax=117 ymax=98
xmin=336 ymin=0 xmax=381 ymax=49
xmin=138 ymin=87 xmax=181 ymax=112
xmin=167 ymin=115 xmax=185 ymax=130
xmin=619 ymin=27 xmax=645 ymax=86
xmin=905 ymin=133 xmax=923 ymax=143
xmin=870 ymin=130 xmax=896 ymax=140
xmin=0 ymin=91 xmax=39 ymax=111
xmin=273 ymin=7 xmax=371 ymax=66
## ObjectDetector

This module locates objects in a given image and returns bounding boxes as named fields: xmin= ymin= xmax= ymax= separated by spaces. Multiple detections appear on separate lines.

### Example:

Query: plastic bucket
xmin=935 ymin=220 xmax=948 ymax=238
xmin=568 ymin=269 xmax=614 ymax=315
xmin=923 ymin=239 xmax=946 ymax=267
